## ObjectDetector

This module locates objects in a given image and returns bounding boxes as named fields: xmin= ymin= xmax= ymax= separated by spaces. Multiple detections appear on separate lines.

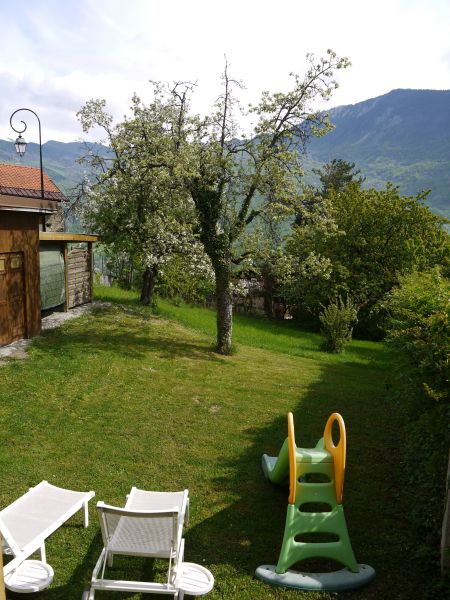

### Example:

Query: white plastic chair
xmin=0 ymin=481 xmax=95 ymax=593
xmin=84 ymin=487 xmax=214 ymax=600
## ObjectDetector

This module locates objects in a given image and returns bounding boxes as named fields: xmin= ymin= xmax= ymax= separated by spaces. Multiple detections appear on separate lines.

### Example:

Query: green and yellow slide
xmin=256 ymin=412 xmax=376 ymax=592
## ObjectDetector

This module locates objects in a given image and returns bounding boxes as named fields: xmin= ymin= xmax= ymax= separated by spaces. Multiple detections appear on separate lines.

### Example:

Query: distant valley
xmin=1 ymin=88 xmax=449 ymax=220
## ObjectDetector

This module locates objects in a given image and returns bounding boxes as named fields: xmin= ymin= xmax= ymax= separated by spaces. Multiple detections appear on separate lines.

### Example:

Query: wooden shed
xmin=0 ymin=163 xmax=64 ymax=346
xmin=0 ymin=163 xmax=98 ymax=347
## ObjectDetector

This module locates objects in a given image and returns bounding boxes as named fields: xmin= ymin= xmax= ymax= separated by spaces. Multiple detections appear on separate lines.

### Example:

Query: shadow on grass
xmin=33 ymin=308 xmax=225 ymax=365
xmin=232 ymin=313 xmax=393 ymax=369
xmin=156 ymin=299 xmax=393 ymax=370
xmin=93 ymin=290 xmax=391 ymax=369
xmin=30 ymin=532 xmax=103 ymax=600
xmin=94 ymin=287 xmax=391 ymax=367
xmin=183 ymin=362 xmax=425 ymax=600
xmin=29 ymin=531 xmax=163 ymax=600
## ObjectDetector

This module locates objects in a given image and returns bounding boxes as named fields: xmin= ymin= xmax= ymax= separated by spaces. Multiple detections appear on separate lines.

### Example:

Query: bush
xmin=384 ymin=269 xmax=450 ymax=404
xmin=319 ymin=296 xmax=358 ymax=353
xmin=384 ymin=269 xmax=450 ymax=588
xmin=401 ymin=404 xmax=450 ymax=575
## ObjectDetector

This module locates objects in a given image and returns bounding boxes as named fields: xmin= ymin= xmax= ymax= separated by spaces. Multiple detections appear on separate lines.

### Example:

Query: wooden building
xmin=0 ymin=163 xmax=65 ymax=346
xmin=0 ymin=163 xmax=98 ymax=347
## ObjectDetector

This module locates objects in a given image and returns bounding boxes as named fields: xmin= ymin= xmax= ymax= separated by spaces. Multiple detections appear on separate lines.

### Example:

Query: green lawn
xmin=0 ymin=286 xmax=431 ymax=599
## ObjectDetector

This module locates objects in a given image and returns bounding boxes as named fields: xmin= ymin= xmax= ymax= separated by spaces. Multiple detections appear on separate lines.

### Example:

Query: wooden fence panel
xmin=67 ymin=248 xmax=92 ymax=308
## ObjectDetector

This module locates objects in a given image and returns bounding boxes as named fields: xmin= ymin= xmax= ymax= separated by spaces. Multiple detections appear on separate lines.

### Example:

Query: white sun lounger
xmin=84 ymin=487 xmax=214 ymax=599
xmin=1 ymin=481 xmax=95 ymax=592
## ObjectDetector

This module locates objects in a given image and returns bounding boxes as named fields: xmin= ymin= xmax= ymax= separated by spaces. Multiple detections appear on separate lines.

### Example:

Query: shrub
xmin=384 ymin=269 xmax=450 ymax=404
xmin=319 ymin=296 xmax=358 ymax=353
xmin=384 ymin=269 xmax=450 ymax=586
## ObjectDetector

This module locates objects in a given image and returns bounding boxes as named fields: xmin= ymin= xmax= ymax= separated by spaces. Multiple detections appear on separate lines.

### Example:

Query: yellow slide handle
xmin=324 ymin=412 xmax=346 ymax=504
xmin=287 ymin=412 xmax=297 ymax=505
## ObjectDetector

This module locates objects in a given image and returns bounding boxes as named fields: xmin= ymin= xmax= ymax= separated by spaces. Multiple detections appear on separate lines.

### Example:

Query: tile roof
xmin=0 ymin=163 xmax=66 ymax=201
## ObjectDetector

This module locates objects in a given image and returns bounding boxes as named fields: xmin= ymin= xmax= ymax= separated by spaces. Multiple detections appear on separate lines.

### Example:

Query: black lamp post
xmin=10 ymin=108 xmax=45 ymax=200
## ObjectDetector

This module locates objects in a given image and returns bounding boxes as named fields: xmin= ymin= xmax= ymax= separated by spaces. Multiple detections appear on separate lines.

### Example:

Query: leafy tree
xmin=184 ymin=52 xmax=350 ymax=352
xmin=78 ymin=51 xmax=350 ymax=353
xmin=295 ymin=159 xmax=364 ymax=227
xmin=156 ymin=253 xmax=215 ymax=305
xmin=77 ymin=92 xmax=209 ymax=305
xmin=284 ymin=183 xmax=449 ymax=331
xmin=313 ymin=158 xmax=365 ymax=195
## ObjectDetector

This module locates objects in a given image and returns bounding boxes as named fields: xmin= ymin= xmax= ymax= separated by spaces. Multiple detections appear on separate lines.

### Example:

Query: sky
xmin=1 ymin=0 xmax=450 ymax=144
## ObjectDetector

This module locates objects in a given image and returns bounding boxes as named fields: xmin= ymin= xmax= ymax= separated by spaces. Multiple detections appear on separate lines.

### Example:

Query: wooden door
xmin=0 ymin=253 xmax=26 ymax=346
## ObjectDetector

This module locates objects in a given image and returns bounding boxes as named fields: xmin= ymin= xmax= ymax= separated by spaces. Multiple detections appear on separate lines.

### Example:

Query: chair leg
xmin=83 ymin=501 xmax=89 ymax=528
xmin=39 ymin=543 xmax=46 ymax=563
xmin=81 ymin=586 xmax=95 ymax=600
xmin=107 ymin=553 xmax=113 ymax=568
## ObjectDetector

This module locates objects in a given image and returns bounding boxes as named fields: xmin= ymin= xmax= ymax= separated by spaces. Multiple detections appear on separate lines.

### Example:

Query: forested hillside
xmin=307 ymin=88 xmax=450 ymax=217
xmin=0 ymin=139 xmax=108 ymax=195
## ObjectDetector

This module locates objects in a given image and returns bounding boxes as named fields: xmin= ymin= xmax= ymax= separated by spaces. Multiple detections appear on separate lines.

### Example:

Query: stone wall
xmin=45 ymin=206 xmax=65 ymax=232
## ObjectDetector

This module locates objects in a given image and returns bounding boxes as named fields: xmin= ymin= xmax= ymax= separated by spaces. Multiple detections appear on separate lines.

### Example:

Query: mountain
xmin=1 ymin=89 xmax=449 ymax=218
xmin=306 ymin=88 xmax=450 ymax=218
xmin=0 ymin=139 xmax=109 ymax=195
xmin=0 ymin=140 xmax=112 ymax=230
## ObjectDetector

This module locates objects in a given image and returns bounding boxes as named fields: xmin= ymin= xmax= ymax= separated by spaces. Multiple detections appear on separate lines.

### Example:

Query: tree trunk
xmin=215 ymin=267 xmax=233 ymax=354
xmin=262 ymin=265 xmax=275 ymax=319
xmin=140 ymin=265 xmax=157 ymax=305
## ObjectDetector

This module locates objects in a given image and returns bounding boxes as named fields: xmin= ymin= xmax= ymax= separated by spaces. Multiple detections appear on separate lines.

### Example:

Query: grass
xmin=0 ymin=285 xmax=435 ymax=599
xmin=96 ymin=287 xmax=392 ymax=368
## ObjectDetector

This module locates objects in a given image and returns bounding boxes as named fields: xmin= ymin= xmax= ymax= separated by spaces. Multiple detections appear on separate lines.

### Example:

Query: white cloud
xmin=0 ymin=0 xmax=449 ymax=142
